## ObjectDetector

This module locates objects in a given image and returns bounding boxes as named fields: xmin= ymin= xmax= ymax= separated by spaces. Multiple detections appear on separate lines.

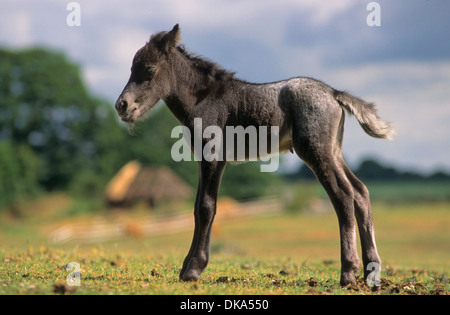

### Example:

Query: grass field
xmin=1 ymin=191 xmax=449 ymax=295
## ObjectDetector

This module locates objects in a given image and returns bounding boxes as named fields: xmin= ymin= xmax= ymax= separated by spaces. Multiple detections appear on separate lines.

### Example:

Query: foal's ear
xmin=160 ymin=24 xmax=181 ymax=53
xmin=168 ymin=24 xmax=181 ymax=45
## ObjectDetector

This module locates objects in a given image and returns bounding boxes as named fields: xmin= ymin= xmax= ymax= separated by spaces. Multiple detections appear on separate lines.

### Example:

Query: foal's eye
xmin=147 ymin=66 xmax=157 ymax=76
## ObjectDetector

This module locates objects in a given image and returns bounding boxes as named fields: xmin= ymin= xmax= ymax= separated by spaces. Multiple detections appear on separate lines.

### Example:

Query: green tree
xmin=0 ymin=141 xmax=41 ymax=209
xmin=355 ymin=159 xmax=400 ymax=181
xmin=0 ymin=47 xmax=125 ymax=191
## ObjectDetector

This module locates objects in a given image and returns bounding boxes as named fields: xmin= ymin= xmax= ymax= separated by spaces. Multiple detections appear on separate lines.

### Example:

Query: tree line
xmin=287 ymin=158 xmax=450 ymax=182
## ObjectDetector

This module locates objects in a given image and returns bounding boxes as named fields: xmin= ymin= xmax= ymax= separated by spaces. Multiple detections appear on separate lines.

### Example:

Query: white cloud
xmin=83 ymin=25 xmax=151 ymax=98
xmin=0 ymin=9 xmax=33 ymax=47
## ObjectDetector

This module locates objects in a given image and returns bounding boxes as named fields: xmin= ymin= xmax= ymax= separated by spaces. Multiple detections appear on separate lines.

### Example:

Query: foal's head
xmin=115 ymin=24 xmax=181 ymax=123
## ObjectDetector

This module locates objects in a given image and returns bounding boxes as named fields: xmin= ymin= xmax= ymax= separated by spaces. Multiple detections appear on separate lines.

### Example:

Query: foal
xmin=115 ymin=24 xmax=394 ymax=286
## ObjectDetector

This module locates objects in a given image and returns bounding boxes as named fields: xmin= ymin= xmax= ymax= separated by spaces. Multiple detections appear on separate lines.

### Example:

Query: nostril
xmin=120 ymin=100 xmax=128 ymax=111
xmin=116 ymin=100 xmax=128 ymax=112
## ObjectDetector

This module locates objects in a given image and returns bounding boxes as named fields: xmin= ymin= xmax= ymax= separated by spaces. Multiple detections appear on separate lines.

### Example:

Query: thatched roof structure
xmin=105 ymin=161 xmax=192 ymax=208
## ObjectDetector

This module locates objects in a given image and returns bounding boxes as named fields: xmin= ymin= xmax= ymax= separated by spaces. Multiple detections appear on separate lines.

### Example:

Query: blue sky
xmin=1 ymin=0 xmax=449 ymax=173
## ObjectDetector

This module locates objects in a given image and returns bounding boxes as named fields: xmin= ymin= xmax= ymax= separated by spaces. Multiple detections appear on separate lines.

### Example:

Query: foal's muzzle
xmin=115 ymin=95 xmax=137 ymax=122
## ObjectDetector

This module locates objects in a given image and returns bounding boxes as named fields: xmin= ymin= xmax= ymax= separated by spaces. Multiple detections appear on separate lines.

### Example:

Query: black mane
xmin=176 ymin=45 xmax=236 ymax=103
xmin=176 ymin=45 xmax=235 ymax=83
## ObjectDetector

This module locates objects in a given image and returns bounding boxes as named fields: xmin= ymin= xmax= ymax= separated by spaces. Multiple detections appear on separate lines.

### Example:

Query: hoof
xmin=340 ymin=272 xmax=357 ymax=286
xmin=180 ymin=269 xmax=200 ymax=282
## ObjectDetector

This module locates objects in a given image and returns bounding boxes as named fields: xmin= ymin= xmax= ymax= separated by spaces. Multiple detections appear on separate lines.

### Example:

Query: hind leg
xmin=293 ymin=151 xmax=361 ymax=284
xmin=291 ymin=104 xmax=360 ymax=285
xmin=342 ymin=164 xmax=382 ymax=280
xmin=311 ymin=158 xmax=361 ymax=285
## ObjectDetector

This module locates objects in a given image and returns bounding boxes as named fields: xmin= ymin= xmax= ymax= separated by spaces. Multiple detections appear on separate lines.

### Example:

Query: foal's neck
xmin=163 ymin=49 xmax=230 ymax=125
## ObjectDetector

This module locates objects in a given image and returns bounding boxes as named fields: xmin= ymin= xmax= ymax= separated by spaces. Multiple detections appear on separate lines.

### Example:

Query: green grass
xmin=0 ymin=246 xmax=447 ymax=295
xmin=0 ymin=193 xmax=449 ymax=295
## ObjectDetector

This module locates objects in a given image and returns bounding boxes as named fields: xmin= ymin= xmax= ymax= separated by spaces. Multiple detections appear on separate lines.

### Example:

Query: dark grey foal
xmin=115 ymin=24 xmax=394 ymax=286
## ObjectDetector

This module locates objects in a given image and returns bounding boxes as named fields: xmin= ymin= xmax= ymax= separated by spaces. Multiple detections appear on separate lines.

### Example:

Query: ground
xmin=0 ymin=193 xmax=448 ymax=295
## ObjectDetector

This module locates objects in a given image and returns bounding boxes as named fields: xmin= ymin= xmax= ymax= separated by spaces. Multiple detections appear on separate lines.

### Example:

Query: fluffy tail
xmin=334 ymin=90 xmax=395 ymax=140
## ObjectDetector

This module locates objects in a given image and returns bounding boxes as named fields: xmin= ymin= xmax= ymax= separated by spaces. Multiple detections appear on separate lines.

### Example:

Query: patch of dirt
xmin=279 ymin=269 xmax=295 ymax=276
xmin=53 ymin=282 xmax=77 ymax=295
xmin=212 ymin=273 xmax=449 ymax=295
xmin=306 ymin=277 xmax=319 ymax=287
xmin=342 ymin=276 xmax=449 ymax=295
xmin=150 ymin=269 xmax=163 ymax=278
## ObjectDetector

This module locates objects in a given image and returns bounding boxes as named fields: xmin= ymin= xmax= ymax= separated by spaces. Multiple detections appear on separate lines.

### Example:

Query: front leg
xmin=180 ymin=160 xmax=226 ymax=281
